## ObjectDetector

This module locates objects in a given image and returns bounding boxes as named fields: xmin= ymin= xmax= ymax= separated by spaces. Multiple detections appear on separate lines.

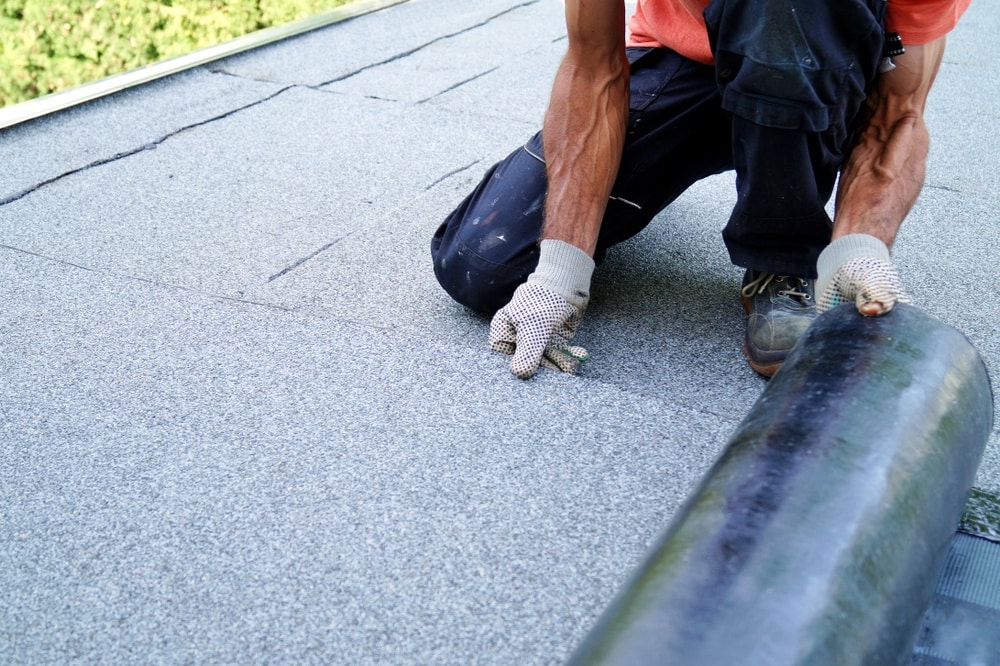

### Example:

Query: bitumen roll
xmin=570 ymin=303 xmax=994 ymax=666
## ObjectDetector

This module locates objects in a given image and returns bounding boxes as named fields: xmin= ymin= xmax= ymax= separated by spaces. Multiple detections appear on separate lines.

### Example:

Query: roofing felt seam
xmin=416 ymin=67 xmax=503 ymax=105
xmin=267 ymin=234 xmax=357 ymax=284
xmin=0 ymin=86 xmax=295 ymax=207
xmin=318 ymin=0 xmax=541 ymax=87
xmin=424 ymin=160 xmax=485 ymax=192
xmin=0 ymin=243 xmax=294 ymax=313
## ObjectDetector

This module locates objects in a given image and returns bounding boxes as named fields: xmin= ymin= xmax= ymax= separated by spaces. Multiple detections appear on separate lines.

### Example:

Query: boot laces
xmin=741 ymin=273 xmax=812 ymax=301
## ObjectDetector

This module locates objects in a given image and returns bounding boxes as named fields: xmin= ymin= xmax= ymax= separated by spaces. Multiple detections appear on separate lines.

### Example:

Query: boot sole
xmin=743 ymin=343 xmax=782 ymax=377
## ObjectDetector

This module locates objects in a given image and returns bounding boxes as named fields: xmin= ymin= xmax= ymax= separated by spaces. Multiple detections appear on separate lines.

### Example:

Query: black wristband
xmin=884 ymin=32 xmax=905 ymax=58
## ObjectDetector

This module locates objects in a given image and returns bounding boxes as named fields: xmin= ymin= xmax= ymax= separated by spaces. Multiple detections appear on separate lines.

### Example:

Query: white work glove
xmin=816 ymin=234 xmax=910 ymax=316
xmin=489 ymin=239 xmax=595 ymax=379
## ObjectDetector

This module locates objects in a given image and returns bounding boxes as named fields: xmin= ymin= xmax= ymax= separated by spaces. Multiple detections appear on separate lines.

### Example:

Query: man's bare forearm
xmin=541 ymin=1 xmax=629 ymax=257
xmin=833 ymin=39 xmax=946 ymax=246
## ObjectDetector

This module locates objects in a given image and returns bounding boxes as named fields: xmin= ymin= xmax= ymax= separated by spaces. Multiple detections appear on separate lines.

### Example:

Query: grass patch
xmin=0 ymin=0 xmax=354 ymax=107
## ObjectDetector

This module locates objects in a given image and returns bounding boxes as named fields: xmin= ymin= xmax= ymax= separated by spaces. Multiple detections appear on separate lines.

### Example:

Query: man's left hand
xmin=816 ymin=234 xmax=910 ymax=316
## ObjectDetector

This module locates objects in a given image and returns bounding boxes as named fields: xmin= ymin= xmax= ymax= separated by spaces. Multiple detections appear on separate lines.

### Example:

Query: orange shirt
xmin=627 ymin=0 xmax=971 ymax=65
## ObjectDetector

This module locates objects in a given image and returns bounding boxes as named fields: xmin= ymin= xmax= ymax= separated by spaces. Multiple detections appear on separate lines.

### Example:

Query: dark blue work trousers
xmin=431 ymin=0 xmax=886 ymax=314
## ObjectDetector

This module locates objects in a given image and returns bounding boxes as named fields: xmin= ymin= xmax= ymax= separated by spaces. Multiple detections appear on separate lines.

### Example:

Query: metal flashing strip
xmin=0 ymin=0 xmax=408 ymax=131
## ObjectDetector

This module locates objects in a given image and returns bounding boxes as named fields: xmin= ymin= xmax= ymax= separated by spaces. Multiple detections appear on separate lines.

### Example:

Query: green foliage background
xmin=0 ymin=0 xmax=352 ymax=107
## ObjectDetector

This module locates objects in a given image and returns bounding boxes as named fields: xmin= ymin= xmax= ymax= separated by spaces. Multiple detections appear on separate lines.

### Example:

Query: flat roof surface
xmin=2 ymin=0 xmax=997 ymax=662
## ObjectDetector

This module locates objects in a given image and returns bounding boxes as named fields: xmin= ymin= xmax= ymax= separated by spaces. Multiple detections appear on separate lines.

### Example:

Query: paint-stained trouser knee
xmin=431 ymin=0 xmax=885 ymax=314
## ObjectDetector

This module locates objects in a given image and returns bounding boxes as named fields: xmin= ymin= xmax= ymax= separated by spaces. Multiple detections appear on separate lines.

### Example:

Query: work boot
xmin=741 ymin=270 xmax=817 ymax=377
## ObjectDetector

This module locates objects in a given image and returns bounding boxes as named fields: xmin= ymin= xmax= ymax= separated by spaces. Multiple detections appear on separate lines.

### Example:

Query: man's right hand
xmin=489 ymin=283 xmax=590 ymax=379
xmin=488 ymin=239 xmax=595 ymax=379
xmin=492 ymin=0 xmax=624 ymax=380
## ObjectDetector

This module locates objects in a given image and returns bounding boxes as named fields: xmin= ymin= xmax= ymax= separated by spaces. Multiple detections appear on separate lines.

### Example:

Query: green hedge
xmin=0 ymin=0 xmax=352 ymax=106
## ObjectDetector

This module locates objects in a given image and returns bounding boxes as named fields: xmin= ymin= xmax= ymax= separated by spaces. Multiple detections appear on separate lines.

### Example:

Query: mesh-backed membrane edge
xmin=911 ymin=488 xmax=1000 ymax=664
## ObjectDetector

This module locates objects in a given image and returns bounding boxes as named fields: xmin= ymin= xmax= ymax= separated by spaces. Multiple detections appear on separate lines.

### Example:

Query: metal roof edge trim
xmin=0 ymin=0 xmax=409 ymax=131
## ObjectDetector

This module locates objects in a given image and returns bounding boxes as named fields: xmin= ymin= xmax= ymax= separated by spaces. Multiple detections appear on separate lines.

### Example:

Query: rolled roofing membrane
xmin=570 ymin=303 xmax=995 ymax=665
xmin=0 ymin=0 xmax=408 ymax=130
